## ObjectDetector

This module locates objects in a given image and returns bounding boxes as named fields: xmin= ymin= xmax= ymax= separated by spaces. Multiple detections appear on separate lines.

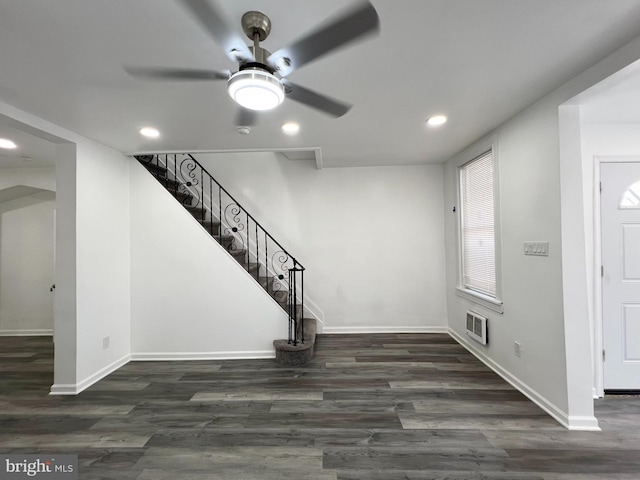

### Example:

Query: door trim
xmin=593 ymin=156 xmax=640 ymax=397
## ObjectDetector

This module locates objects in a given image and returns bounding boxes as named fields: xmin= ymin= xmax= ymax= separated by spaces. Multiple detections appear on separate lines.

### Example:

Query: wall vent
xmin=466 ymin=311 xmax=488 ymax=345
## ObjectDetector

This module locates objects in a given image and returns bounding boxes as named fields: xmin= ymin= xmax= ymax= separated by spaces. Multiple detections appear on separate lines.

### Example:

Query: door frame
xmin=593 ymin=155 xmax=640 ymax=397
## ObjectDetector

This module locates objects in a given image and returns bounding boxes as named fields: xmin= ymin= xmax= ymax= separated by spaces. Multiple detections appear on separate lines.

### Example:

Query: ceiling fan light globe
xmin=227 ymin=69 xmax=285 ymax=111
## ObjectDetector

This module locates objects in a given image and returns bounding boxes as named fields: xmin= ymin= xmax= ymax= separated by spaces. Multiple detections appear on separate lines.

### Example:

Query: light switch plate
xmin=524 ymin=241 xmax=549 ymax=256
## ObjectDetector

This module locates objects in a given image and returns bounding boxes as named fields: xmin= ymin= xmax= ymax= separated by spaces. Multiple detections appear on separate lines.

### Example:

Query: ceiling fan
xmin=125 ymin=0 xmax=380 ymax=126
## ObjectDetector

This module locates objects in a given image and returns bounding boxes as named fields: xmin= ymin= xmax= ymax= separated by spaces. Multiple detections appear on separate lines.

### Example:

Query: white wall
xmin=0 ymin=103 xmax=132 ymax=394
xmin=443 ymin=34 xmax=640 ymax=430
xmin=444 ymin=96 xmax=570 ymax=424
xmin=0 ymin=167 xmax=55 ymax=192
xmin=195 ymin=152 xmax=448 ymax=333
xmin=0 ymin=190 xmax=55 ymax=334
xmin=54 ymin=143 xmax=77 ymax=389
xmin=73 ymin=141 xmax=131 ymax=388
xmin=129 ymin=158 xmax=288 ymax=358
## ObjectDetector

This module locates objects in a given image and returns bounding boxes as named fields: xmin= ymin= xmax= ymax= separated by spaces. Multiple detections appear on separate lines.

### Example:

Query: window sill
xmin=456 ymin=287 xmax=504 ymax=314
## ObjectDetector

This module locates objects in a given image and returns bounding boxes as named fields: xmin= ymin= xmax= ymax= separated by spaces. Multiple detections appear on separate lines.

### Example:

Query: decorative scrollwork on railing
xmin=271 ymin=250 xmax=291 ymax=275
xmin=223 ymin=204 xmax=245 ymax=234
xmin=178 ymin=156 xmax=200 ymax=188
xmin=166 ymin=155 xmax=202 ymax=209
xmin=270 ymin=250 xmax=291 ymax=302
xmin=223 ymin=203 xmax=246 ymax=254
xmin=222 ymin=232 xmax=245 ymax=255
xmin=178 ymin=182 xmax=200 ymax=207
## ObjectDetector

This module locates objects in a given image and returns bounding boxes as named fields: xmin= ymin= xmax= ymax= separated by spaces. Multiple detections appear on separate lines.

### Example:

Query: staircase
xmin=134 ymin=154 xmax=316 ymax=365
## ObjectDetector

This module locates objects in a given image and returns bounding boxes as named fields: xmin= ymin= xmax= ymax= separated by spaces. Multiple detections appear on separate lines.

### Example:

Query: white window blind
xmin=460 ymin=150 xmax=496 ymax=297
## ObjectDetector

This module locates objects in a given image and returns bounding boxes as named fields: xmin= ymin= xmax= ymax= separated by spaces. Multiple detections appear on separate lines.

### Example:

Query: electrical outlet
xmin=103 ymin=336 xmax=110 ymax=350
xmin=514 ymin=341 xmax=522 ymax=358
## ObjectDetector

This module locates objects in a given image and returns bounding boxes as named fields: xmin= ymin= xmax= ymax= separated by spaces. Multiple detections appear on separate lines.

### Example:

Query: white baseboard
xmin=322 ymin=326 xmax=448 ymax=334
xmin=130 ymin=350 xmax=274 ymax=361
xmin=0 ymin=329 xmax=53 ymax=336
xmin=49 ymin=383 xmax=81 ymax=395
xmin=49 ymin=350 xmax=276 ymax=394
xmin=50 ymin=353 xmax=131 ymax=395
xmin=448 ymin=328 xmax=600 ymax=431
xmin=566 ymin=415 xmax=602 ymax=431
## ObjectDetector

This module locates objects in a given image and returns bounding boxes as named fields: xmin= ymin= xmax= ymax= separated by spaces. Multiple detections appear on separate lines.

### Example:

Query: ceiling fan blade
xmin=282 ymin=80 xmax=352 ymax=118
xmin=267 ymin=1 xmax=379 ymax=77
xmin=234 ymin=107 xmax=258 ymax=126
xmin=178 ymin=0 xmax=255 ymax=63
xmin=124 ymin=66 xmax=230 ymax=81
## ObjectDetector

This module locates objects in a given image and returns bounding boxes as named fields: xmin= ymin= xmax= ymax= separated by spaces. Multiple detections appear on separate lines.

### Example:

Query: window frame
xmin=455 ymin=136 xmax=503 ymax=313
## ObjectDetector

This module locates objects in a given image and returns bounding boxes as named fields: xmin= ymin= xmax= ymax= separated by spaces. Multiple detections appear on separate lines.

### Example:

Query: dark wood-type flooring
xmin=1 ymin=334 xmax=639 ymax=479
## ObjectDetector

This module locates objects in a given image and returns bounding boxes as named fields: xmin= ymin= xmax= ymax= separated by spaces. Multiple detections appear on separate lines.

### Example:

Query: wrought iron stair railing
xmin=135 ymin=154 xmax=305 ymax=345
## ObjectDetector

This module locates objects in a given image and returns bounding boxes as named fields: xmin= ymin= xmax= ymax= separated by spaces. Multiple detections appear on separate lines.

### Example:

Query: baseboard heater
xmin=466 ymin=311 xmax=488 ymax=345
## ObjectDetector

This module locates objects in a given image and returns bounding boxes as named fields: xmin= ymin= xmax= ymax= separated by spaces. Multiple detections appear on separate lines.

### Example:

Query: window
xmin=620 ymin=180 xmax=640 ymax=209
xmin=458 ymin=149 xmax=501 ymax=308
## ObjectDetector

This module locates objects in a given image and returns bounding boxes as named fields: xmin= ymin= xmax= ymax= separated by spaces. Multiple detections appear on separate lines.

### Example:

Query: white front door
xmin=601 ymin=162 xmax=640 ymax=390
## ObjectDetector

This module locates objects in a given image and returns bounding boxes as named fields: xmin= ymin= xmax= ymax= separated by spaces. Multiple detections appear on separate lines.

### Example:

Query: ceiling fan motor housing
xmin=241 ymin=11 xmax=271 ymax=41
xmin=243 ymin=47 xmax=275 ymax=74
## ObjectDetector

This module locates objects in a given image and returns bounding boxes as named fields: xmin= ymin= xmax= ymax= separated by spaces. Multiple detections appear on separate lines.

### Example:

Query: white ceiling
xmin=580 ymin=59 xmax=640 ymax=124
xmin=2 ymin=0 xmax=640 ymax=168
xmin=0 ymin=116 xmax=58 ymax=168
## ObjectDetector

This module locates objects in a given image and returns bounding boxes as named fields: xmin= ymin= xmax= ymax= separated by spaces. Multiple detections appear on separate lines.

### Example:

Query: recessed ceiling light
xmin=139 ymin=127 xmax=160 ymax=138
xmin=282 ymin=122 xmax=300 ymax=135
xmin=426 ymin=115 xmax=447 ymax=127
xmin=0 ymin=138 xmax=17 ymax=149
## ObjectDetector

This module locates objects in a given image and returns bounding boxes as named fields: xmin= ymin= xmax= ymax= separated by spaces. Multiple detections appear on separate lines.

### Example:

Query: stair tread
xmin=138 ymin=158 xmax=164 ymax=169
xmin=174 ymin=192 xmax=193 ymax=201
xmin=141 ymin=162 xmax=169 ymax=176
xmin=215 ymin=235 xmax=235 ymax=242
xmin=138 ymin=159 xmax=181 ymax=183
xmin=241 ymin=263 xmax=261 ymax=271
xmin=273 ymin=339 xmax=313 ymax=351
xmin=156 ymin=175 xmax=181 ymax=186
xmin=274 ymin=319 xmax=317 ymax=365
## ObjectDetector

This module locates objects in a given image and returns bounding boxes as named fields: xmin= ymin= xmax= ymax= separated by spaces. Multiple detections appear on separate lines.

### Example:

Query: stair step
xmin=229 ymin=249 xmax=247 ymax=262
xmin=173 ymin=190 xmax=193 ymax=204
xmin=198 ymin=220 xmax=221 ymax=235
xmin=279 ymin=302 xmax=303 ymax=318
xmin=138 ymin=158 xmax=187 ymax=195
xmin=185 ymin=206 xmax=207 ymax=220
xmin=274 ymin=318 xmax=317 ymax=366
xmin=215 ymin=235 xmax=236 ymax=248
xmin=258 ymin=275 xmax=287 ymax=290
xmin=157 ymin=175 xmax=182 ymax=191
xmin=275 ymin=298 xmax=302 ymax=318
xmin=293 ymin=317 xmax=316 ymax=345
xmin=139 ymin=160 xmax=168 ymax=177
xmin=241 ymin=263 xmax=261 ymax=277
